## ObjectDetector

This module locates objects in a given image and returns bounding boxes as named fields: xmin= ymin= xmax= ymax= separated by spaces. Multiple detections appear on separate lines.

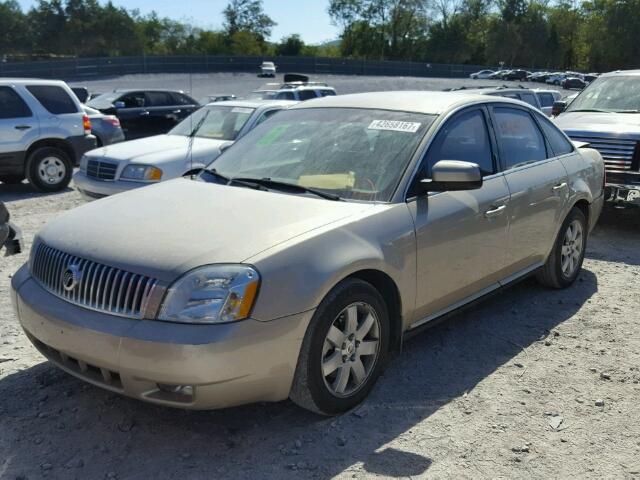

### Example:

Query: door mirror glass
xmin=114 ymin=101 xmax=126 ymax=109
xmin=552 ymin=101 xmax=567 ymax=116
xmin=420 ymin=160 xmax=483 ymax=192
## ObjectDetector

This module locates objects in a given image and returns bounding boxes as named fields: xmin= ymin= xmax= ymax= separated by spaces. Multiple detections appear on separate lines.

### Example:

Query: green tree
xmin=0 ymin=0 xmax=30 ymax=54
xmin=276 ymin=34 xmax=304 ymax=56
xmin=223 ymin=0 xmax=276 ymax=40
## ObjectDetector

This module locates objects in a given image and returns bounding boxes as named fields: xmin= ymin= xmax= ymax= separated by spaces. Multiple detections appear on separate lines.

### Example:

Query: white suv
xmin=0 ymin=78 xmax=96 ymax=191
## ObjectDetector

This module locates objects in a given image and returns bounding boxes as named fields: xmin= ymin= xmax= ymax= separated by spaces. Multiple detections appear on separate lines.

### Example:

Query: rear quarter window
xmin=26 ymin=85 xmax=78 ymax=114
xmin=0 ymin=86 xmax=32 ymax=119
xmin=536 ymin=114 xmax=575 ymax=156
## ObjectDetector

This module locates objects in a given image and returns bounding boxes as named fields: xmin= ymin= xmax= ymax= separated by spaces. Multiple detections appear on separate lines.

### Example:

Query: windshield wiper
xmin=203 ymin=169 xmax=267 ymax=190
xmin=231 ymin=177 xmax=342 ymax=201
xmin=567 ymin=108 xmax=611 ymax=113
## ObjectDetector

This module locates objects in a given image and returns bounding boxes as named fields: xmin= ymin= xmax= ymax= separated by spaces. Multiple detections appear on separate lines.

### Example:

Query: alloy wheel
xmin=321 ymin=302 xmax=381 ymax=397
xmin=561 ymin=219 xmax=584 ymax=278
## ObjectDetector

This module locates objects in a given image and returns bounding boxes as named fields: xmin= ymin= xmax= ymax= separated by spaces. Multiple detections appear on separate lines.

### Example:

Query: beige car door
xmin=407 ymin=107 xmax=511 ymax=327
xmin=489 ymin=105 xmax=570 ymax=276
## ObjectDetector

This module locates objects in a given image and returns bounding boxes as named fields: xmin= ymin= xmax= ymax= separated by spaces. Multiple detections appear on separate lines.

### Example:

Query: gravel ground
xmin=1 ymin=74 xmax=638 ymax=480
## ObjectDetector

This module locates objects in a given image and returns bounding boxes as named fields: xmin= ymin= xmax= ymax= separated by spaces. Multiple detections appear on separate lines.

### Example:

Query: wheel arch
xmin=25 ymin=138 xmax=75 ymax=168
xmin=343 ymin=269 xmax=403 ymax=354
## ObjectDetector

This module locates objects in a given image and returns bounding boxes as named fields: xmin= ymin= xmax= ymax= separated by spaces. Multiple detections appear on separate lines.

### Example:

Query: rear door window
xmin=145 ymin=91 xmax=174 ymax=107
xmin=519 ymin=93 xmax=538 ymax=108
xmin=276 ymin=91 xmax=295 ymax=100
xmin=171 ymin=92 xmax=196 ymax=105
xmin=493 ymin=107 xmax=547 ymax=169
xmin=0 ymin=87 xmax=32 ymax=119
xmin=298 ymin=90 xmax=317 ymax=101
xmin=120 ymin=92 xmax=146 ymax=108
xmin=26 ymin=85 xmax=78 ymax=114
xmin=538 ymin=92 xmax=555 ymax=107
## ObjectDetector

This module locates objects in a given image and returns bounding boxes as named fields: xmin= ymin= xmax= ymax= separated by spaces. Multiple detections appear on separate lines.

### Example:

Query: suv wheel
xmin=536 ymin=207 xmax=587 ymax=288
xmin=0 ymin=175 xmax=25 ymax=185
xmin=290 ymin=278 xmax=389 ymax=415
xmin=26 ymin=147 xmax=72 ymax=192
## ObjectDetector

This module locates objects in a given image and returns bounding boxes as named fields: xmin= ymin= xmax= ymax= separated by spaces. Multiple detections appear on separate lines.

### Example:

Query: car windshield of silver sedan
xmin=169 ymin=105 xmax=255 ymax=140
xmin=567 ymin=76 xmax=640 ymax=113
xmin=203 ymin=108 xmax=435 ymax=202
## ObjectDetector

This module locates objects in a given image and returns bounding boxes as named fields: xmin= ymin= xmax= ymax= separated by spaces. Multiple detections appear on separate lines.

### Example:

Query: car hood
xmin=87 ymin=135 xmax=230 ymax=165
xmin=37 ymin=179 xmax=373 ymax=282
xmin=555 ymin=112 xmax=640 ymax=137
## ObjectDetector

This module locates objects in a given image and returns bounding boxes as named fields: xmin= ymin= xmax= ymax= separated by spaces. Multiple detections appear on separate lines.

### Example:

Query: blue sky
xmin=16 ymin=0 xmax=340 ymax=44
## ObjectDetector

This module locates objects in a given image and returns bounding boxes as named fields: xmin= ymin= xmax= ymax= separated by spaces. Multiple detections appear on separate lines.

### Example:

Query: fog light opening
xmin=157 ymin=384 xmax=194 ymax=397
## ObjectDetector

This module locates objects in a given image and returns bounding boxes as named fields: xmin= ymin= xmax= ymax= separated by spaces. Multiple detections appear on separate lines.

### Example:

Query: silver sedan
xmin=11 ymin=92 xmax=604 ymax=415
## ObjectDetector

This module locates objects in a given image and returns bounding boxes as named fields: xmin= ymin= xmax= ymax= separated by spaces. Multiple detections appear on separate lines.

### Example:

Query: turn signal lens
xmin=82 ymin=114 xmax=92 ymax=134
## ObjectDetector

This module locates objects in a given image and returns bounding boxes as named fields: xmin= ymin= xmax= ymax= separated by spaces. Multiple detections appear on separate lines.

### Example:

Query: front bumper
xmin=11 ymin=265 xmax=311 ymax=410
xmin=72 ymin=170 xmax=147 ymax=201
xmin=605 ymin=183 xmax=640 ymax=207
xmin=67 ymin=134 xmax=97 ymax=165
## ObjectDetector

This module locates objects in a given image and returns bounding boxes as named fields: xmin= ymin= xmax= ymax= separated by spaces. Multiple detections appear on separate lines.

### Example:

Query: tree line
xmin=1 ymin=0 xmax=639 ymax=72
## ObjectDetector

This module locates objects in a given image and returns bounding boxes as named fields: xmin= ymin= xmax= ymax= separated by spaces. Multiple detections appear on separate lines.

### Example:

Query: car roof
xmin=205 ymin=99 xmax=298 ymax=109
xmin=290 ymin=91 xmax=528 ymax=115
xmin=600 ymin=69 xmax=640 ymax=77
xmin=111 ymin=88 xmax=188 ymax=94
xmin=0 ymin=78 xmax=69 ymax=87
xmin=452 ymin=87 xmax=536 ymax=95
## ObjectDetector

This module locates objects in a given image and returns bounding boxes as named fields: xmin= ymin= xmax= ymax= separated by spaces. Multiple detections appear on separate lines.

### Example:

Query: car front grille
xmin=31 ymin=243 xmax=158 ymax=319
xmin=569 ymin=135 xmax=639 ymax=172
xmin=86 ymin=159 xmax=118 ymax=180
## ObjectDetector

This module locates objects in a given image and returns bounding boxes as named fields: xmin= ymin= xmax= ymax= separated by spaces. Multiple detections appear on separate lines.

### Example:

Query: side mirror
xmin=552 ymin=101 xmax=567 ymax=116
xmin=114 ymin=101 xmax=126 ymax=109
xmin=420 ymin=160 xmax=483 ymax=193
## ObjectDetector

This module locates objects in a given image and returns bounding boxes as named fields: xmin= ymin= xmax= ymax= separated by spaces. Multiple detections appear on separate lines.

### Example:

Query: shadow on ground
xmin=0 ymin=182 xmax=72 ymax=202
xmin=0 ymin=269 xmax=598 ymax=479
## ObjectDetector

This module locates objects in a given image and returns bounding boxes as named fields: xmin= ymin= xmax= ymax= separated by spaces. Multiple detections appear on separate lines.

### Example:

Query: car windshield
xmin=567 ymin=76 xmax=640 ymax=113
xmin=86 ymin=92 xmax=122 ymax=109
xmin=204 ymin=107 xmax=435 ymax=202
xmin=169 ymin=105 xmax=255 ymax=140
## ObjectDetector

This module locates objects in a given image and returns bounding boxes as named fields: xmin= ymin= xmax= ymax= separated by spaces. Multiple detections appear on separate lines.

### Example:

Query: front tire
xmin=26 ymin=147 xmax=72 ymax=192
xmin=290 ymin=278 xmax=390 ymax=415
xmin=537 ymin=207 xmax=587 ymax=288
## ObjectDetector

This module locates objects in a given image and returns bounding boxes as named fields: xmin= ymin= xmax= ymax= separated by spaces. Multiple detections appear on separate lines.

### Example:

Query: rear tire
xmin=536 ymin=207 xmax=587 ymax=289
xmin=290 ymin=278 xmax=389 ymax=415
xmin=0 ymin=175 xmax=25 ymax=184
xmin=26 ymin=147 xmax=72 ymax=192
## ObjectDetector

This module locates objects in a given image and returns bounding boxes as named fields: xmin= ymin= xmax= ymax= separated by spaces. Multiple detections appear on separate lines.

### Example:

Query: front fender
xmin=247 ymin=204 xmax=417 ymax=326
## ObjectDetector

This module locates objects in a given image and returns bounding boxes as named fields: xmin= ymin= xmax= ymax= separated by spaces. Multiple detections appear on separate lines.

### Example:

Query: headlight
xmin=120 ymin=165 xmax=163 ymax=182
xmin=158 ymin=265 xmax=260 ymax=324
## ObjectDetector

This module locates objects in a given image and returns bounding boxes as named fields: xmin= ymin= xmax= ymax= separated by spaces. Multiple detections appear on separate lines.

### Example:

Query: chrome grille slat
xmin=30 ymin=243 xmax=157 ymax=319
xmin=86 ymin=159 xmax=118 ymax=180
xmin=569 ymin=135 xmax=638 ymax=172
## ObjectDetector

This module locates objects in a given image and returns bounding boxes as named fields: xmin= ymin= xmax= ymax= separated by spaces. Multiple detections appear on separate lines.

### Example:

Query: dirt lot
xmin=0 ymin=74 xmax=638 ymax=479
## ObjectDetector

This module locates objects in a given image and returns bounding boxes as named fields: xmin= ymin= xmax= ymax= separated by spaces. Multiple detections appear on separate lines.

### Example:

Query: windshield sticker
xmin=368 ymin=120 xmax=421 ymax=133
xmin=231 ymin=107 xmax=254 ymax=114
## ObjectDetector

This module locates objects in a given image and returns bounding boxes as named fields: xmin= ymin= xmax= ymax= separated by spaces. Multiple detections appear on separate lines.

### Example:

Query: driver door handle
xmin=140 ymin=110 xmax=150 ymax=116
xmin=14 ymin=125 xmax=32 ymax=130
xmin=172 ymin=109 xmax=181 ymax=114
xmin=552 ymin=182 xmax=568 ymax=191
xmin=484 ymin=205 xmax=507 ymax=218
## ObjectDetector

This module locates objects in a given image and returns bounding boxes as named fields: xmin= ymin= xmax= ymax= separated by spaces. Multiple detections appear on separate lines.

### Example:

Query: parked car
xmin=249 ymin=74 xmax=337 ymax=101
xmin=0 ymin=201 xmax=21 ymax=256
xmin=448 ymin=86 xmax=543 ymax=111
xmin=0 ymin=78 xmax=96 ymax=191
xmin=73 ymin=100 xmax=296 ymax=200
xmin=489 ymin=69 xmax=510 ymax=79
xmin=470 ymin=69 xmax=495 ymax=79
xmin=562 ymin=77 xmax=587 ymax=90
xmin=199 ymin=94 xmax=237 ymax=104
xmin=584 ymin=73 xmax=599 ymax=83
xmin=546 ymin=73 xmax=567 ymax=85
xmin=83 ymin=106 xmax=125 ymax=147
xmin=12 ymin=91 xmax=604 ymax=415
xmin=533 ymin=89 xmax=563 ymax=116
xmin=503 ymin=69 xmax=531 ymax=81
xmin=86 ymin=89 xmax=200 ymax=140
xmin=554 ymin=69 xmax=640 ymax=207
xmin=258 ymin=61 xmax=277 ymax=77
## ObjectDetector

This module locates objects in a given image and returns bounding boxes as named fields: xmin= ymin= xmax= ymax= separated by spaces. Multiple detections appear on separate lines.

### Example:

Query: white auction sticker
xmin=231 ymin=107 xmax=254 ymax=114
xmin=368 ymin=120 xmax=421 ymax=133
